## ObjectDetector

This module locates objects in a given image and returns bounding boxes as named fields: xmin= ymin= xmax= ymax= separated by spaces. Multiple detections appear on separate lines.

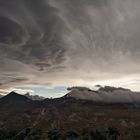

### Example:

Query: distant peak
xmin=7 ymin=91 xmax=25 ymax=97
xmin=9 ymin=91 xmax=19 ymax=95
xmin=0 ymin=91 xmax=31 ymax=102
xmin=65 ymin=86 xmax=140 ymax=104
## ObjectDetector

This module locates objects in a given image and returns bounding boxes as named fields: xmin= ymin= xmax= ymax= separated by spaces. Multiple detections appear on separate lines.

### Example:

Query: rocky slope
xmin=0 ymin=87 xmax=140 ymax=139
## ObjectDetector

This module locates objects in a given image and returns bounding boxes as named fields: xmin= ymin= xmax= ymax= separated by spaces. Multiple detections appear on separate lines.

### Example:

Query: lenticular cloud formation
xmin=67 ymin=86 xmax=140 ymax=104
xmin=0 ymin=0 xmax=140 ymax=90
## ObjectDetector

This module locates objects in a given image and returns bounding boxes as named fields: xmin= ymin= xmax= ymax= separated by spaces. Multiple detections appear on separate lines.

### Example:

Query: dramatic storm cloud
xmin=0 ymin=0 xmax=140 ymax=92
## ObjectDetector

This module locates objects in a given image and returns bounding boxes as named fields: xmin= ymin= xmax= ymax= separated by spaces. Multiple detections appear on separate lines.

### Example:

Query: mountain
xmin=0 ymin=92 xmax=45 ymax=101
xmin=0 ymin=94 xmax=3 ymax=98
xmin=0 ymin=87 xmax=140 ymax=139
xmin=0 ymin=91 xmax=31 ymax=105
xmin=66 ymin=86 xmax=140 ymax=104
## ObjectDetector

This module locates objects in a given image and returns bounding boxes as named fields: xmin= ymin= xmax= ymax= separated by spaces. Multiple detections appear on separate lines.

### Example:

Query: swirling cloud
xmin=0 ymin=0 xmax=140 ymax=91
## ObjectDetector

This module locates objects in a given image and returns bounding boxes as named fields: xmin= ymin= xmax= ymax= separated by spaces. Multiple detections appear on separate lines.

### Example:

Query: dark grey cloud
xmin=0 ymin=16 xmax=26 ymax=44
xmin=0 ymin=0 xmax=66 ymax=69
xmin=0 ymin=0 xmax=140 ymax=91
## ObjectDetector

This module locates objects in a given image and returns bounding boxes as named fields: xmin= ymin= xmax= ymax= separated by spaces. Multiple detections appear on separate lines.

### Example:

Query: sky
xmin=0 ymin=0 xmax=140 ymax=97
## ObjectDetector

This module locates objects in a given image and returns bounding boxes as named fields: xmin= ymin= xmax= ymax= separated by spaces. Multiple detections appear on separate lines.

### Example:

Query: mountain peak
xmin=66 ymin=86 xmax=140 ymax=104
xmin=0 ymin=91 xmax=30 ymax=103
xmin=8 ymin=91 xmax=19 ymax=96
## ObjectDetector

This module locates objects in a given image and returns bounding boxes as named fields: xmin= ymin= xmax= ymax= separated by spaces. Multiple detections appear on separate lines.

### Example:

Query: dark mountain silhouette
xmin=1 ymin=91 xmax=30 ymax=101
xmin=0 ymin=91 xmax=31 ymax=106
xmin=0 ymin=94 xmax=3 ymax=98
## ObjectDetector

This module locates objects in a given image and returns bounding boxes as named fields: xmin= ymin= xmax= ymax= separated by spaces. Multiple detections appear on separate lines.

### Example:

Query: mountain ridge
xmin=66 ymin=86 xmax=140 ymax=104
xmin=1 ymin=86 xmax=140 ymax=104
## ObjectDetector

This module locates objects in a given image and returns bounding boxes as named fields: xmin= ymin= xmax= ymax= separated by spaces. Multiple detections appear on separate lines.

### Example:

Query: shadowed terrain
xmin=0 ymin=87 xmax=140 ymax=139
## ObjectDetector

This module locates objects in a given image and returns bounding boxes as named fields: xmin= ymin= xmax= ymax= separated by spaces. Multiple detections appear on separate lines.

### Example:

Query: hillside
xmin=0 ymin=88 xmax=140 ymax=139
